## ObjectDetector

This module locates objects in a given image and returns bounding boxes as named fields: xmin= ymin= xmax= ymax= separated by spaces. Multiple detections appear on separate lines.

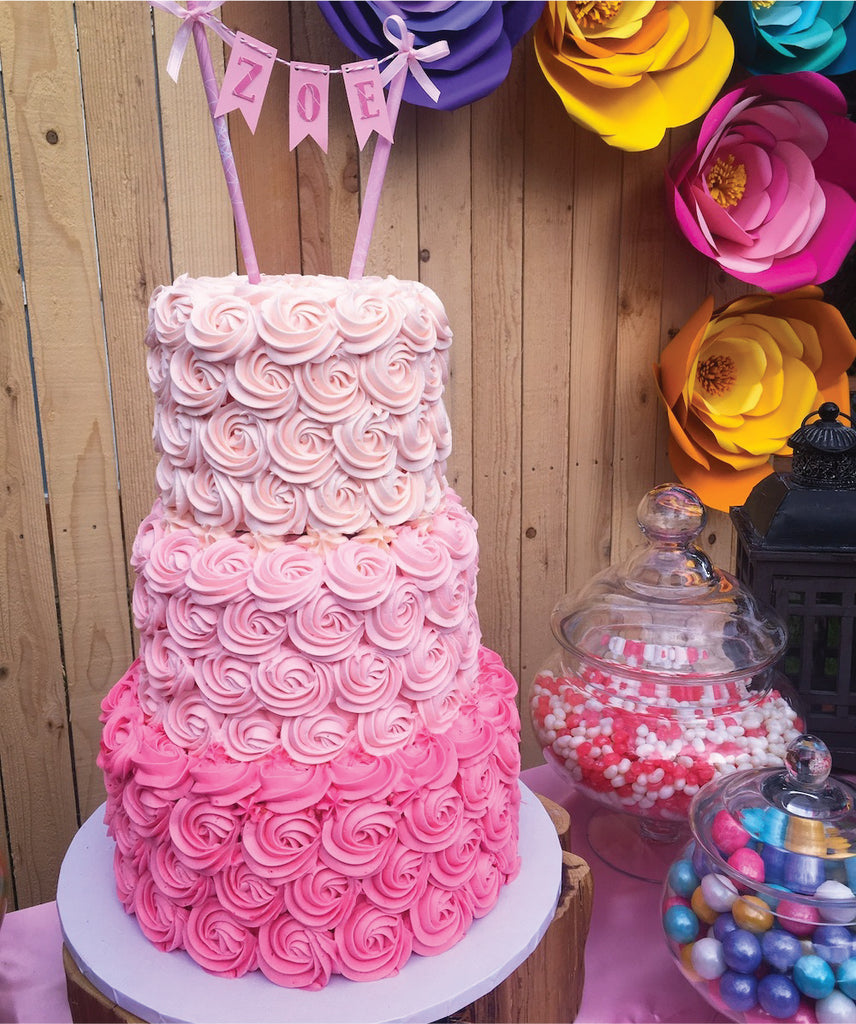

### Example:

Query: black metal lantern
xmin=730 ymin=402 xmax=856 ymax=770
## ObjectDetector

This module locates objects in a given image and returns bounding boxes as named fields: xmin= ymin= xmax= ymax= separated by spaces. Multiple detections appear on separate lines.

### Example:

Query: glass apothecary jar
xmin=530 ymin=484 xmax=803 ymax=880
xmin=663 ymin=735 xmax=856 ymax=1023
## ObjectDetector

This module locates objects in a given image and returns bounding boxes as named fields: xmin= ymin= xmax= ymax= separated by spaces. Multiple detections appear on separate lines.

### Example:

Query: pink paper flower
xmin=666 ymin=72 xmax=856 ymax=290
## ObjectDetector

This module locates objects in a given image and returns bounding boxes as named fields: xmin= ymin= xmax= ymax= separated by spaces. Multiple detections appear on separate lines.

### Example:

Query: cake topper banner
xmin=152 ymin=3 xmax=448 ymax=145
xmin=150 ymin=3 xmax=448 ymax=280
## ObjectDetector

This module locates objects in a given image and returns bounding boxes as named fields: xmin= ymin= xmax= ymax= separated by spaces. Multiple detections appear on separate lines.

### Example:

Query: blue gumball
xmin=719 ymin=970 xmax=759 ymax=1013
xmin=668 ymin=858 xmax=700 ymax=899
xmin=664 ymin=904 xmax=700 ymax=944
xmin=838 ymin=958 xmax=856 ymax=999
xmin=761 ymin=928 xmax=804 ymax=972
xmin=758 ymin=974 xmax=801 ymax=1020
xmin=814 ymin=925 xmax=854 ymax=966
xmin=722 ymin=928 xmax=763 ymax=974
xmin=714 ymin=913 xmax=740 ymax=942
xmin=794 ymin=954 xmax=836 ymax=1000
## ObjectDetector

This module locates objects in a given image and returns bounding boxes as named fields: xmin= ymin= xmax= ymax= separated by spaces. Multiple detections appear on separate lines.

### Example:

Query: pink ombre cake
xmin=98 ymin=273 xmax=521 ymax=990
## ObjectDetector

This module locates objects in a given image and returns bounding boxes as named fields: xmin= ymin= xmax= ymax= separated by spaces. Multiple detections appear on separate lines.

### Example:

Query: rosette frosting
xmin=99 ymin=647 xmax=521 ymax=989
xmin=148 ymin=274 xmax=453 ymax=535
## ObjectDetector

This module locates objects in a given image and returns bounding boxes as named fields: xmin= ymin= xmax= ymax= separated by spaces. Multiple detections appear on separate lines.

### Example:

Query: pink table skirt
xmin=0 ymin=764 xmax=726 ymax=1023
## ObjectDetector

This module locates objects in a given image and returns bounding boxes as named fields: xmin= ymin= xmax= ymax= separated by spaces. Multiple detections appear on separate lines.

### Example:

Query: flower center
xmin=706 ymin=154 xmax=747 ymax=209
xmin=571 ymin=2 xmax=623 ymax=29
xmin=752 ymin=2 xmax=775 ymax=9
xmin=697 ymin=355 xmax=737 ymax=397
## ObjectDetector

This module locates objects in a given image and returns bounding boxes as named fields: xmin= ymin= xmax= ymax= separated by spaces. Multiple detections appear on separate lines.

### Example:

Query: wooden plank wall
xmin=0 ymin=1 xmax=746 ymax=910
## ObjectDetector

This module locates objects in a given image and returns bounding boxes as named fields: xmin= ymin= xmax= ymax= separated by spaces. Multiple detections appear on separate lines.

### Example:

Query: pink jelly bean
xmin=727 ymin=847 xmax=765 ymax=883
xmin=711 ymin=809 xmax=750 ymax=856
xmin=777 ymin=898 xmax=820 ymax=937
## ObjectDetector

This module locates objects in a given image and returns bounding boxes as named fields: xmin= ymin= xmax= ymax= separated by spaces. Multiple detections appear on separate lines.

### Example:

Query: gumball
xmin=816 ymin=991 xmax=856 ymax=1024
xmin=680 ymin=942 xmax=702 ymax=980
xmin=779 ymin=898 xmax=821 ymax=937
xmin=714 ymin=912 xmax=740 ymax=942
xmin=758 ymin=973 xmax=801 ymax=1020
xmin=722 ymin=928 xmax=763 ymax=973
xmin=712 ymin=809 xmax=751 ymax=856
xmin=813 ymin=925 xmax=854 ymax=966
xmin=692 ymin=842 xmax=715 ymax=879
xmin=701 ymin=872 xmax=739 ymax=914
xmin=786 ymin=853 xmax=826 ymax=895
xmin=692 ymin=886 xmax=719 ymax=925
xmin=762 ymin=845 xmax=788 ymax=886
xmin=733 ymin=895 xmax=775 ymax=933
xmin=794 ymin=955 xmax=836 ymax=1000
xmin=815 ymin=881 xmax=856 ymax=925
xmin=664 ymin=904 xmax=700 ymax=944
xmin=761 ymin=928 xmax=804 ymax=972
xmin=691 ymin=936 xmax=727 ymax=981
xmin=729 ymin=847 xmax=765 ymax=883
xmin=719 ymin=970 xmax=759 ymax=1013
xmin=668 ymin=858 xmax=700 ymax=899
xmin=838 ymin=959 xmax=856 ymax=1000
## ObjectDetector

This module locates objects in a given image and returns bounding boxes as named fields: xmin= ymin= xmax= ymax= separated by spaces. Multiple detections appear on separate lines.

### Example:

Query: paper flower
xmin=667 ymin=72 xmax=856 ymax=291
xmin=532 ymin=1 xmax=734 ymax=151
xmin=317 ymin=1 xmax=545 ymax=110
xmin=654 ymin=288 xmax=856 ymax=511
xmin=719 ymin=1 xmax=856 ymax=76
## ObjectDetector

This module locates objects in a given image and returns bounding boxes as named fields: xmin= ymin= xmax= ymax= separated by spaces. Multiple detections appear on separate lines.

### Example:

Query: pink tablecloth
xmin=0 ymin=765 xmax=727 ymax=1024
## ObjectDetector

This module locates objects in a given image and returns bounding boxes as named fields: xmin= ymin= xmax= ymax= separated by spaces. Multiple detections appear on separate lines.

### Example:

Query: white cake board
xmin=58 ymin=782 xmax=561 ymax=1024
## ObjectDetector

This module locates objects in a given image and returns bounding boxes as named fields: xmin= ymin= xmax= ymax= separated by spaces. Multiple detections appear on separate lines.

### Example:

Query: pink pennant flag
xmin=289 ymin=63 xmax=330 ymax=152
xmin=342 ymin=59 xmax=393 ymax=150
xmin=213 ymin=31 xmax=277 ymax=134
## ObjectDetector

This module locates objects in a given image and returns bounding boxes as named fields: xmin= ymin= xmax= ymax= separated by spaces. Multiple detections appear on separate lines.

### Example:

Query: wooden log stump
xmin=64 ymin=794 xmax=592 ymax=1023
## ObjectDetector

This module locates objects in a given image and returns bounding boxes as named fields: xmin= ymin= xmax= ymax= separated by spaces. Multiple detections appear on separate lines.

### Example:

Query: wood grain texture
xmin=0 ymin=1 xmax=751 ymax=906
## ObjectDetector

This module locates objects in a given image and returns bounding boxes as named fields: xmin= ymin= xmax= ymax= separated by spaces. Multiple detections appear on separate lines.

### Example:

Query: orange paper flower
xmin=534 ymin=1 xmax=734 ymax=151
xmin=654 ymin=288 xmax=856 ymax=511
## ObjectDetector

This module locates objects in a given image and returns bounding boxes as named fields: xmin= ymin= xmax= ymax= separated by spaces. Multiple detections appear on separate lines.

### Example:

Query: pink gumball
xmin=777 ymin=898 xmax=820 ymax=937
xmin=711 ymin=809 xmax=750 ymax=856
xmin=728 ymin=847 xmax=765 ymax=884
xmin=663 ymin=895 xmax=691 ymax=912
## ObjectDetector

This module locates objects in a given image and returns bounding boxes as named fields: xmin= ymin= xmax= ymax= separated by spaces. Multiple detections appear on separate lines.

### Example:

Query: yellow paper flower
xmin=654 ymin=288 xmax=856 ymax=511
xmin=534 ymin=1 xmax=734 ymax=150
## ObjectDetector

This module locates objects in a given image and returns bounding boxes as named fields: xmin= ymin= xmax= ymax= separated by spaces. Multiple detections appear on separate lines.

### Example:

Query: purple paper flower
xmin=719 ymin=1 xmax=856 ymax=77
xmin=318 ymin=1 xmax=545 ymax=110
xmin=666 ymin=72 xmax=856 ymax=291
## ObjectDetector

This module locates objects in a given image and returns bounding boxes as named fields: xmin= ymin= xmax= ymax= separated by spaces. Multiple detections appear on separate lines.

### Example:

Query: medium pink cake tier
xmin=147 ymin=274 xmax=452 ymax=536
xmin=98 ymin=647 xmax=521 ymax=989
xmin=131 ymin=491 xmax=481 ymax=763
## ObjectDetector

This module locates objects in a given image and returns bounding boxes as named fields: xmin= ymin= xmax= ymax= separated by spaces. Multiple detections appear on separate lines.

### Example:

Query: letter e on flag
xmin=342 ymin=59 xmax=393 ymax=149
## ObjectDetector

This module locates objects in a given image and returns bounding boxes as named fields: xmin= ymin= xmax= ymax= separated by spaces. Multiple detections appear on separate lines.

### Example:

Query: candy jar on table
xmin=530 ymin=483 xmax=803 ymax=882
xmin=663 ymin=734 xmax=856 ymax=1023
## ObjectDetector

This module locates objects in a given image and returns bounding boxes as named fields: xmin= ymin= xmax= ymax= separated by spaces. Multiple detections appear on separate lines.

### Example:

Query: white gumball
xmin=691 ymin=936 xmax=726 ymax=980
xmin=816 ymin=991 xmax=856 ymax=1024
xmin=701 ymin=871 xmax=739 ymax=913
xmin=815 ymin=880 xmax=856 ymax=924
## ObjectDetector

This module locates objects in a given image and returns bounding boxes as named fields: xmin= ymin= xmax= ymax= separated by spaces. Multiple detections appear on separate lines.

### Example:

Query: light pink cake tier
xmin=147 ymin=274 xmax=452 ymax=536
xmin=98 ymin=647 xmax=521 ymax=989
xmin=130 ymin=491 xmax=482 ymax=763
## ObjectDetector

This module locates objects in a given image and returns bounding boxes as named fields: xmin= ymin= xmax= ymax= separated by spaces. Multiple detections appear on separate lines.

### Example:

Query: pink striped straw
xmin=187 ymin=0 xmax=260 ymax=283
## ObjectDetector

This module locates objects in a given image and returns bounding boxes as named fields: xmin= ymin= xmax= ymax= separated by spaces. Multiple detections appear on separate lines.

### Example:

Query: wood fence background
xmin=0 ymin=1 xmax=768 ymax=910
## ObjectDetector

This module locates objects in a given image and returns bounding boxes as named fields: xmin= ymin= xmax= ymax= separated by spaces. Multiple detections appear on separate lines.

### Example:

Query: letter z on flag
xmin=214 ymin=31 xmax=277 ymax=134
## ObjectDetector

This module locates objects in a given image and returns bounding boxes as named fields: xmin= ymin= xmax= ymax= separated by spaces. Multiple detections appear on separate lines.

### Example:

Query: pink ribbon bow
xmin=151 ymin=0 xmax=233 ymax=82
xmin=378 ymin=14 xmax=449 ymax=103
